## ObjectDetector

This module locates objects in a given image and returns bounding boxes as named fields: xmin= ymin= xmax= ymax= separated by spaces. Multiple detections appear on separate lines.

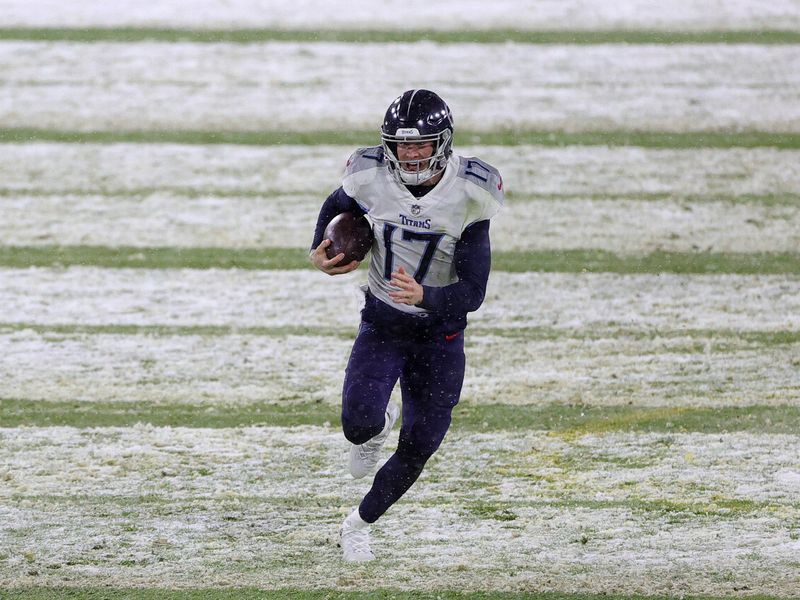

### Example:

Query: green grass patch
xmin=0 ymin=397 xmax=341 ymax=428
xmin=6 ymin=188 xmax=799 ymax=208
xmin=458 ymin=498 xmax=793 ymax=520
xmin=457 ymin=404 xmax=800 ymax=435
xmin=494 ymin=249 xmax=800 ymax=274
xmin=3 ymin=128 xmax=800 ymax=149
xmin=0 ymin=322 xmax=354 ymax=339
xmin=467 ymin=502 xmax=518 ymax=521
xmin=1 ymin=27 xmax=800 ymax=44
xmin=505 ymin=192 xmax=800 ymax=207
xmin=3 ymin=322 xmax=798 ymax=347
xmin=12 ymin=493 xmax=796 ymax=519
xmin=0 ymin=245 xmax=312 ymax=270
xmin=470 ymin=327 xmax=800 ymax=347
xmin=550 ymin=406 xmax=698 ymax=438
xmin=626 ymin=497 xmax=792 ymax=518
xmin=2 ymin=399 xmax=799 ymax=433
xmin=0 ymin=187 xmax=302 ymax=199
xmin=0 ymin=590 xmax=790 ymax=600
xmin=2 ymin=245 xmax=799 ymax=274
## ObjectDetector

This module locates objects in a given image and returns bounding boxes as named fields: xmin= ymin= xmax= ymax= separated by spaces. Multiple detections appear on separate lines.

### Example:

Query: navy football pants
xmin=341 ymin=321 xmax=465 ymax=523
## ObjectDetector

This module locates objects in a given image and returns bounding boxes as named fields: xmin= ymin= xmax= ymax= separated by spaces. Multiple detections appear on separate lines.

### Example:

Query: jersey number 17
xmin=383 ymin=223 xmax=444 ymax=284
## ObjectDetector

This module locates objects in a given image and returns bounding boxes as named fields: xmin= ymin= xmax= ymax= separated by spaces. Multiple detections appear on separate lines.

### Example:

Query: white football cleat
xmin=339 ymin=517 xmax=375 ymax=562
xmin=349 ymin=402 xmax=400 ymax=479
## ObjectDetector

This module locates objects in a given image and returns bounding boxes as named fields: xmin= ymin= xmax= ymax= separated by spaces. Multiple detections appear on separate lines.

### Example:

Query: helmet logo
xmin=395 ymin=128 xmax=421 ymax=137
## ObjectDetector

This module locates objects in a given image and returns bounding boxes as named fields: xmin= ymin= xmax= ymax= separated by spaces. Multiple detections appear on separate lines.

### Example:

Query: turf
xmin=0 ymin=322 xmax=354 ymax=338
xmin=505 ymin=192 xmax=800 ymax=207
xmin=3 ymin=128 xmax=800 ymax=149
xmin=0 ymin=245 xmax=311 ymax=270
xmin=1 ymin=26 xmax=799 ymax=44
xmin=3 ymin=11 xmax=799 ymax=599
xmin=3 ymin=188 xmax=800 ymax=207
xmin=494 ymin=249 xmax=800 ymax=274
xmin=2 ymin=398 xmax=798 ymax=433
xmin=1 ymin=245 xmax=798 ymax=274
xmin=3 ymin=322 xmax=798 ymax=346
xmin=0 ymin=590 xmax=789 ymax=600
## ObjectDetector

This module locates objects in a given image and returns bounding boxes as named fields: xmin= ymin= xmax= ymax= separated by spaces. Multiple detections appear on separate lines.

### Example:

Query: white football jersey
xmin=342 ymin=146 xmax=504 ymax=315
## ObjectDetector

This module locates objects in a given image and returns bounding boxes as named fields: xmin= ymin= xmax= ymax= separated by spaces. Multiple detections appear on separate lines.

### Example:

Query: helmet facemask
xmin=381 ymin=128 xmax=452 ymax=185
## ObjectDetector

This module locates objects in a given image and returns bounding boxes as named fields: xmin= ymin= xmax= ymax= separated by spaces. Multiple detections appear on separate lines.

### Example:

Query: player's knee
xmin=341 ymin=418 xmax=383 ymax=445
xmin=341 ymin=378 xmax=392 ymax=444
xmin=341 ymin=396 xmax=385 ymax=444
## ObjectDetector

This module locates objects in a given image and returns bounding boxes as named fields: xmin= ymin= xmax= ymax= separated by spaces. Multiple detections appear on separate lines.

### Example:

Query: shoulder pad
xmin=344 ymin=146 xmax=385 ymax=176
xmin=457 ymin=156 xmax=504 ymax=206
xmin=342 ymin=146 xmax=385 ymax=202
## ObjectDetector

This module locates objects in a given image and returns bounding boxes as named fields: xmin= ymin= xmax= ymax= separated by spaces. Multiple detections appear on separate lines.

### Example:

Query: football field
xmin=1 ymin=1 xmax=799 ymax=598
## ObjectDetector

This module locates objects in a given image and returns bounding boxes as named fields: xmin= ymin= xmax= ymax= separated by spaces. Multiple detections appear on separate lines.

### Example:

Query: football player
xmin=310 ymin=89 xmax=504 ymax=562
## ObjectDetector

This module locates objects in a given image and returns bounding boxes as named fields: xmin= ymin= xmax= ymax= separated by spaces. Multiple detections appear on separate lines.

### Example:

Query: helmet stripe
xmin=403 ymin=89 xmax=420 ymax=121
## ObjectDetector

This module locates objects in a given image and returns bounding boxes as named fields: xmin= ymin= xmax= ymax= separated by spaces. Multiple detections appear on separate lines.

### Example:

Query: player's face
xmin=397 ymin=141 xmax=435 ymax=172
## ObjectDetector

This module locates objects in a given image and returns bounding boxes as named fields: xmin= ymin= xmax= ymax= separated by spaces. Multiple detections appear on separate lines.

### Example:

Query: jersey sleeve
xmin=309 ymin=187 xmax=364 ymax=251
xmin=417 ymin=219 xmax=491 ymax=318
xmin=341 ymin=146 xmax=385 ymax=208
xmin=458 ymin=156 xmax=504 ymax=227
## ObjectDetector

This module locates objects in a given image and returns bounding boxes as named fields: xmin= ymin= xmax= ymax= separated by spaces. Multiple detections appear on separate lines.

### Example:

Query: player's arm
xmin=390 ymin=219 xmax=491 ymax=314
xmin=310 ymin=187 xmax=365 ymax=250
xmin=309 ymin=187 xmax=366 ymax=274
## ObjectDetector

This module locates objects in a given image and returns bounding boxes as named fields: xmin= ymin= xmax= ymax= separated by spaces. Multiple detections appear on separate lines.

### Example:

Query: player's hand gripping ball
xmin=324 ymin=212 xmax=374 ymax=263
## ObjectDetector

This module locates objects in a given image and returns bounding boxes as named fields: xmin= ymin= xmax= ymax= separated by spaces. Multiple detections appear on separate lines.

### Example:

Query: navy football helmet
xmin=380 ymin=89 xmax=454 ymax=185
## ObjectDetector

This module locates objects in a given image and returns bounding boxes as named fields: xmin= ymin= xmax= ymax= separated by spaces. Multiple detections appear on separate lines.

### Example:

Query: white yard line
xmin=3 ymin=144 xmax=799 ymax=199
xmin=3 ymin=193 xmax=797 ymax=253
xmin=1 ymin=0 xmax=798 ymax=30
xmin=2 ymin=328 xmax=796 ymax=407
xmin=1 ymin=426 xmax=798 ymax=594
xmin=1 ymin=268 xmax=797 ymax=332
xmin=1 ymin=42 xmax=798 ymax=132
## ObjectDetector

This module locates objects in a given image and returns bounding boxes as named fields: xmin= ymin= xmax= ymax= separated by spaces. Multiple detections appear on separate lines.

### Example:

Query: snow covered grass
xmin=464 ymin=332 xmax=800 ymax=407
xmin=1 ymin=9 xmax=797 ymax=596
xmin=2 ymin=268 xmax=797 ymax=410
xmin=2 ymin=326 xmax=796 ymax=408
xmin=1 ymin=425 xmax=798 ymax=595
xmin=4 ymin=192 xmax=798 ymax=254
xmin=2 ymin=144 xmax=798 ymax=253
xmin=0 ymin=143 xmax=351 ymax=196
xmin=495 ymin=198 xmax=800 ymax=253
xmin=0 ymin=193 xmax=321 ymax=249
xmin=3 ymin=268 xmax=797 ymax=332
xmin=5 ymin=144 xmax=799 ymax=199
xmin=2 ymin=42 xmax=798 ymax=132
xmin=2 ymin=0 xmax=798 ymax=31
xmin=0 ymin=329 xmax=351 ymax=406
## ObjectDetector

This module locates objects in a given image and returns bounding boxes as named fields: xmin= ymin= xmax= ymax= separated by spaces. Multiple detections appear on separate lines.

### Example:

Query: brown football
xmin=324 ymin=211 xmax=374 ymax=263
